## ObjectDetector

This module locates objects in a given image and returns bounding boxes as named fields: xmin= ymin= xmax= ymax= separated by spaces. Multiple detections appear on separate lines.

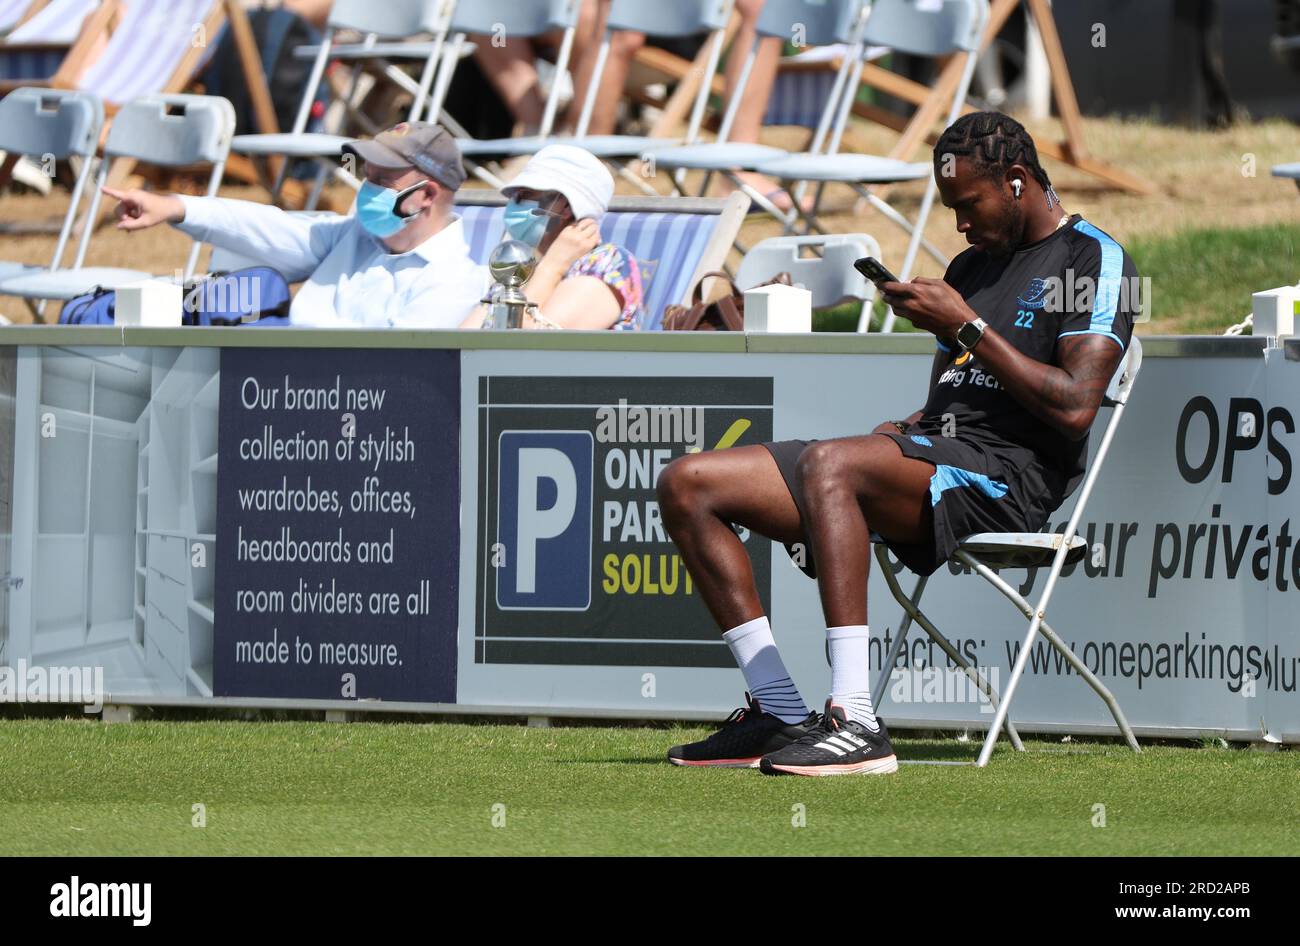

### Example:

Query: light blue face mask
xmin=356 ymin=179 xmax=428 ymax=239
xmin=503 ymin=198 xmax=548 ymax=247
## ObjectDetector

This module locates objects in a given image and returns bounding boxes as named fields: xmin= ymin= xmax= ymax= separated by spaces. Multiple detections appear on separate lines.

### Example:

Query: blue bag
xmin=60 ymin=267 xmax=291 ymax=326
xmin=60 ymin=287 xmax=116 ymax=325
xmin=183 ymin=267 xmax=292 ymax=325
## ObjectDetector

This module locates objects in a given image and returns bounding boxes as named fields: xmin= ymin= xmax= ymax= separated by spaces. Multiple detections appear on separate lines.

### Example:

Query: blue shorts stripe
xmin=928 ymin=465 xmax=1009 ymax=508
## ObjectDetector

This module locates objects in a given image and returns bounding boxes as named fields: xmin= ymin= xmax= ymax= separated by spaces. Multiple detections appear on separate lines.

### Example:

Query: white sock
xmin=827 ymin=624 xmax=880 ymax=732
xmin=723 ymin=616 xmax=809 ymax=724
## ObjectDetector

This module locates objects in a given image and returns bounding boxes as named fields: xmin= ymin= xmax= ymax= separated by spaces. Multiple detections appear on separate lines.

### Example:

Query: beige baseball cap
xmin=342 ymin=121 xmax=466 ymax=190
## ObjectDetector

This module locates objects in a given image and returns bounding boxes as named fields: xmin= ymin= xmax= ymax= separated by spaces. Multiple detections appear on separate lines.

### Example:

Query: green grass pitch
xmin=1 ymin=717 xmax=1296 ymax=856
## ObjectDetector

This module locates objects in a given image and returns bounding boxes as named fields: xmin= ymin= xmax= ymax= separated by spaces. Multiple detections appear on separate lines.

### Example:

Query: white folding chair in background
xmin=425 ymin=0 xmax=582 ymax=187
xmin=453 ymin=0 xmax=735 ymax=195
xmin=0 ymin=87 xmax=103 ymax=321
xmin=651 ymin=0 xmax=869 ymax=225
xmin=752 ymin=0 xmax=989 ymax=332
xmin=870 ymin=336 xmax=1145 ymax=767
xmin=232 ymin=0 xmax=453 ymax=206
xmin=735 ymin=232 xmax=881 ymax=314
xmin=0 ymin=93 xmax=235 ymax=309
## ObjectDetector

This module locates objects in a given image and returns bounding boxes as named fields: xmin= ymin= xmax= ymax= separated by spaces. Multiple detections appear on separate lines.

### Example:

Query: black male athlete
xmin=656 ymin=112 xmax=1140 ymax=776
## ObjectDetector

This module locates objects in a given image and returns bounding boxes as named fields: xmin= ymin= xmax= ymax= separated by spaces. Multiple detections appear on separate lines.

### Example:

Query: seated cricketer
xmin=102 ymin=122 xmax=484 ymax=328
xmin=656 ymin=111 xmax=1140 ymax=777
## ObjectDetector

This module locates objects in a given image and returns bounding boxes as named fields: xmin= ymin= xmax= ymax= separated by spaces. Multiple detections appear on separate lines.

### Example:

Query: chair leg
xmin=614 ymin=160 xmax=661 ymax=197
xmin=956 ymin=551 xmax=1141 ymax=755
xmin=875 ymin=545 xmax=1026 ymax=751
xmin=855 ymin=188 xmax=950 ymax=269
xmin=720 ymin=170 xmax=798 ymax=230
xmin=1037 ymin=619 xmax=1141 ymax=753
xmin=870 ymin=573 xmax=924 ymax=710
xmin=304 ymin=162 xmax=330 ymax=212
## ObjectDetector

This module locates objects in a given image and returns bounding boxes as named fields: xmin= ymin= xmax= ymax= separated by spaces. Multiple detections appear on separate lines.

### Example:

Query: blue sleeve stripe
xmin=935 ymin=339 xmax=952 ymax=352
xmin=1058 ymin=328 xmax=1125 ymax=350
xmin=1071 ymin=219 xmax=1123 ymax=334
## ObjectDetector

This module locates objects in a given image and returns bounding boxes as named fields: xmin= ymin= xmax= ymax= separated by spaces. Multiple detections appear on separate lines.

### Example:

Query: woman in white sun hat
xmin=462 ymin=144 xmax=645 ymax=330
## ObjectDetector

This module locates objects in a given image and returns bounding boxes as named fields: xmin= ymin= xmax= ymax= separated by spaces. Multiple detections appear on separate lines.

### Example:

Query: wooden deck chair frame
xmin=0 ymin=0 xmax=123 ymax=96
xmin=654 ymin=0 xmax=872 ymax=250
xmin=849 ymin=0 xmax=1154 ymax=195
xmin=0 ymin=0 xmax=53 ymax=34
xmin=42 ymin=2 xmax=279 ymax=218
xmin=870 ymin=336 xmax=1144 ymax=767
xmin=235 ymin=0 xmax=456 ymax=208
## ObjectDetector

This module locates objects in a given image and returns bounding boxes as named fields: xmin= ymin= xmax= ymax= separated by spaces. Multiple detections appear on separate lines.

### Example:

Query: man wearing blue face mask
xmin=101 ymin=122 xmax=483 ymax=328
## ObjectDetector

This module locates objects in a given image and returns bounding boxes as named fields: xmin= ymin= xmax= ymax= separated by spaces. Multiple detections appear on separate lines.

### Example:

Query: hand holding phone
xmin=853 ymin=256 xmax=900 ymax=288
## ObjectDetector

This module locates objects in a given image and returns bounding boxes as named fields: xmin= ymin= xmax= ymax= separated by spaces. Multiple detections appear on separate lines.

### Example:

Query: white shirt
xmin=173 ymin=196 xmax=485 ymax=328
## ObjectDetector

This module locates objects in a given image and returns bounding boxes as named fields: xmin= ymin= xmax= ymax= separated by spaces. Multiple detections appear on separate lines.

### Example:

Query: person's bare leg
xmin=794 ymin=434 xmax=933 ymax=627
xmin=789 ymin=434 xmax=933 ymax=740
xmin=719 ymin=0 xmax=786 ymax=201
xmin=473 ymin=39 xmax=546 ymax=134
xmin=567 ymin=20 xmax=645 ymax=135
xmin=659 ymin=444 xmax=813 ymax=734
xmin=657 ymin=445 xmax=804 ymax=631
xmin=564 ymin=0 xmax=604 ymax=132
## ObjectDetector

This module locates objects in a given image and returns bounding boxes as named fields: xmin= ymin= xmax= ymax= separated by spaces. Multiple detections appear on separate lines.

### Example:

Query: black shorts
xmin=762 ymin=432 xmax=1062 ymax=578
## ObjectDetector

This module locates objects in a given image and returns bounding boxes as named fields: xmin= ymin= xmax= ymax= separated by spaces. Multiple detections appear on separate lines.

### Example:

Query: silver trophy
xmin=480 ymin=239 xmax=538 ymax=329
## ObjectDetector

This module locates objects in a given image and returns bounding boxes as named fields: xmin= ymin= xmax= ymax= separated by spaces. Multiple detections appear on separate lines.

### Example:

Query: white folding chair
xmin=0 ymin=93 xmax=235 ymax=305
xmin=651 ymin=0 xmax=869 ymax=218
xmin=454 ymin=0 xmax=734 ymax=171
xmin=753 ymin=0 xmax=989 ymax=331
xmin=429 ymin=0 xmax=581 ymax=141
xmin=871 ymin=336 xmax=1144 ymax=767
xmin=232 ymin=0 xmax=452 ymax=204
xmin=735 ymin=232 xmax=880 ymax=312
xmin=0 ymin=87 xmax=102 ymax=319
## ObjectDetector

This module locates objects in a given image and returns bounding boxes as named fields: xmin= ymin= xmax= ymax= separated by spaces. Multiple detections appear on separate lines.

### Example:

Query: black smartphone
xmin=853 ymin=256 xmax=900 ymax=288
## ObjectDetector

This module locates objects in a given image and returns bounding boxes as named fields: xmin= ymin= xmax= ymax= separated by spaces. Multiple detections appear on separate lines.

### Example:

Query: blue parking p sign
xmin=495 ymin=430 xmax=593 ymax=611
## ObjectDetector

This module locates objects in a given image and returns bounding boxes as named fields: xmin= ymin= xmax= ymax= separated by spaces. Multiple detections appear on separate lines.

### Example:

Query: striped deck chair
xmin=0 ymin=0 xmax=46 ymax=35
xmin=54 ymin=0 xmax=227 ymax=198
xmin=0 ymin=0 xmax=110 ymax=90
xmin=455 ymin=190 xmax=749 ymax=331
xmin=72 ymin=0 xmax=223 ymax=109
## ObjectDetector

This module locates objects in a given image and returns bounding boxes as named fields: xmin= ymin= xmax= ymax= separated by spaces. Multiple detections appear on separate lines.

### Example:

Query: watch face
xmin=958 ymin=321 xmax=982 ymax=348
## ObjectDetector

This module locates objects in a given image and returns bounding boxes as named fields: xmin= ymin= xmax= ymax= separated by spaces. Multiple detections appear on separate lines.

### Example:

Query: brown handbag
xmin=663 ymin=270 xmax=793 ymax=331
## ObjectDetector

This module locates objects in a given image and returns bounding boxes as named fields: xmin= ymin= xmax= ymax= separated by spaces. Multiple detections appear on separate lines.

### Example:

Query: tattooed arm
xmin=964 ymin=331 xmax=1121 ymax=441
xmin=880 ymin=276 xmax=1122 ymax=442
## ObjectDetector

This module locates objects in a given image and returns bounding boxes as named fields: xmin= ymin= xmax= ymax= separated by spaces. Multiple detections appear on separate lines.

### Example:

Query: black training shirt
xmin=912 ymin=214 xmax=1140 ymax=497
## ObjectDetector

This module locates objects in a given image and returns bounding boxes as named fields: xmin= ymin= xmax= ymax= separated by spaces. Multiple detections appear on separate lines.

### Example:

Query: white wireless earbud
xmin=1011 ymin=179 xmax=1023 ymax=199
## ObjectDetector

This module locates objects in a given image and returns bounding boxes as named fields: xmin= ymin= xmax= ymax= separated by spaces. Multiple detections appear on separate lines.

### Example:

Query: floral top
xmin=565 ymin=243 xmax=644 ymax=330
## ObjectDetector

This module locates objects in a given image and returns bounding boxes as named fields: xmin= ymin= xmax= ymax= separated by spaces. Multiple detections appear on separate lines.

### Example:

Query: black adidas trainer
xmin=667 ymin=693 xmax=820 ymax=768
xmin=759 ymin=699 xmax=899 ymax=776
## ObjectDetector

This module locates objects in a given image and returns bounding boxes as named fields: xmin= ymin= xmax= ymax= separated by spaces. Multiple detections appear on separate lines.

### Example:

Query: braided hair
xmin=934 ymin=111 xmax=1060 ymax=208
